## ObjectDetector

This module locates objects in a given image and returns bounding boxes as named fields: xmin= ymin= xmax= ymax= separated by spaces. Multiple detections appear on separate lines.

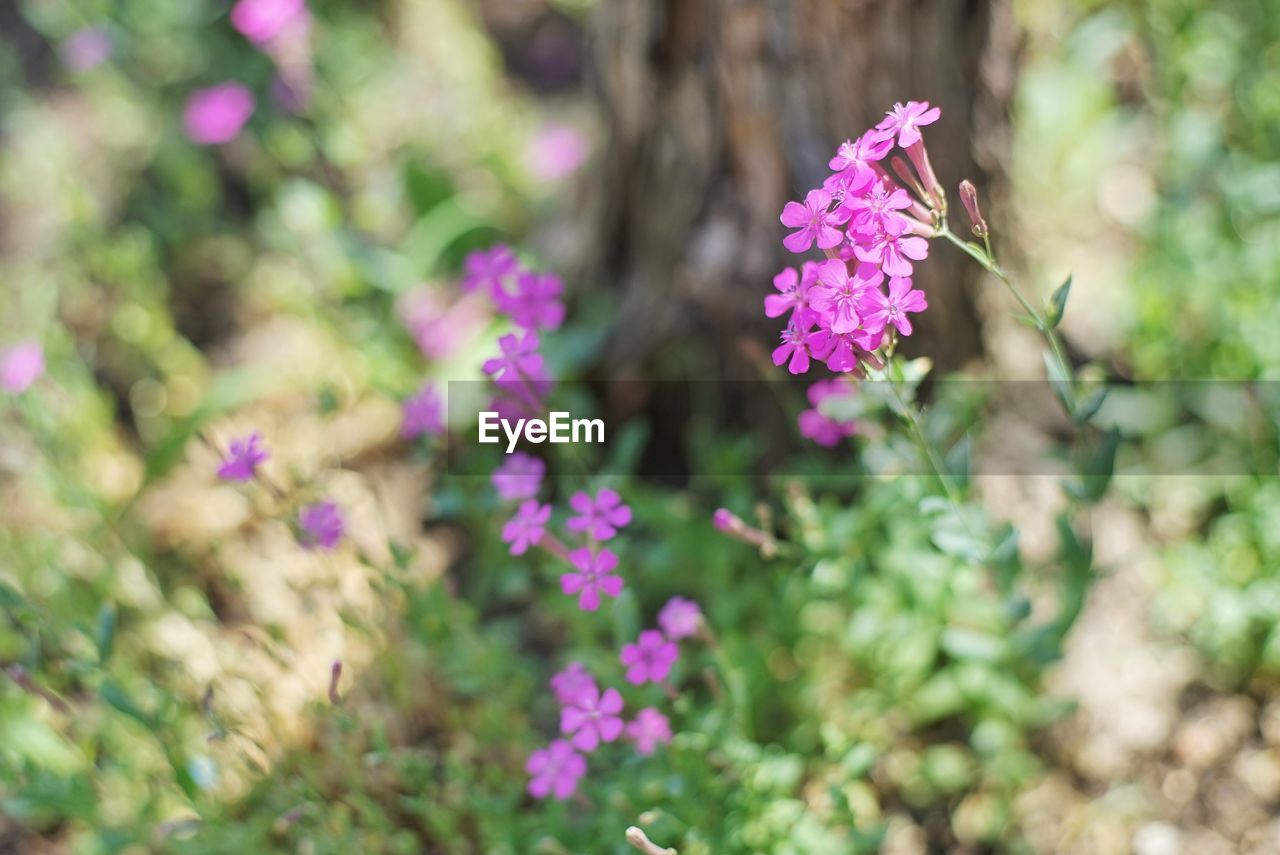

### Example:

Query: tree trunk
xmin=580 ymin=0 xmax=1017 ymax=378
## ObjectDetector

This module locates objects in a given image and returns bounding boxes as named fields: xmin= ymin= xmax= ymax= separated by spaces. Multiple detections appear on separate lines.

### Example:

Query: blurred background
xmin=3 ymin=0 xmax=1280 ymax=852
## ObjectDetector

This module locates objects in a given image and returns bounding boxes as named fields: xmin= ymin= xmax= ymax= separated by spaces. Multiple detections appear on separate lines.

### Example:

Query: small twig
xmin=626 ymin=826 xmax=677 ymax=855
xmin=4 ymin=664 xmax=71 ymax=713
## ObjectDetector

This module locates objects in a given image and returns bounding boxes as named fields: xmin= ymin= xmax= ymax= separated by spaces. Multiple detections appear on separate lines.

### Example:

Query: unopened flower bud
xmin=959 ymin=179 xmax=988 ymax=237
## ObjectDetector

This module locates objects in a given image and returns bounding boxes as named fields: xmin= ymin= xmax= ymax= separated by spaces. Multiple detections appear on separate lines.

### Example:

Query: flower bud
xmin=959 ymin=180 xmax=988 ymax=237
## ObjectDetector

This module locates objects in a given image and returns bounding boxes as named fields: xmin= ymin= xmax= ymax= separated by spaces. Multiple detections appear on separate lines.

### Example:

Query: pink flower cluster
xmin=770 ymin=101 xmax=943 ymax=380
xmin=525 ymin=596 xmax=702 ymax=800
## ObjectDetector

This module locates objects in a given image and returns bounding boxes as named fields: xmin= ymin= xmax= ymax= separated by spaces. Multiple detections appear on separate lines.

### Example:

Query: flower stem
xmin=937 ymin=225 xmax=1075 ymax=415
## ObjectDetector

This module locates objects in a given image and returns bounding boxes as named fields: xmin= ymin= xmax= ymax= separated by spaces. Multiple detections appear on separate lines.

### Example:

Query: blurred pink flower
xmin=231 ymin=0 xmax=308 ymax=45
xmin=626 ymin=707 xmax=672 ymax=756
xmin=401 ymin=383 xmax=444 ymax=439
xmin=217 ymin=432 xmax=269 ymax=481
xmin=798 ymin=380 xmax=858 ymax=447
xmin=550 ymin=662 xmax=595 ymax=706
xmin=1 ymin=341 xmax=44 ymax=394
xmin=559 ymin=683 xmax=624 ymax=751
xmin=396 ymin=287 xmax=489 ymax=361
xmin=501 ymin=500 xmax=551 ymax=556
xmin=619 ymin=629 xmax=678 ymax=686
xmin=61 ymin=27 xmax=112 ymax=72
xmin=491 ymin=452 xmax=544 ymax=502
xmin=566 ymin=488 xmax=631 ymax=541
xmin=184 ymin=84 xmax=254 ymax=145
xmin=526 ymin=739 xmax=587 ymax=800
xmin=298 ymin=501 xmax=344 ymax=551
xmin=561 ymin=547 xmax=623 ymax=612
xmin=658 ymin=596 xmax=702 ymax=640
xmin=525 ymin=123 xmax=590 ymax=182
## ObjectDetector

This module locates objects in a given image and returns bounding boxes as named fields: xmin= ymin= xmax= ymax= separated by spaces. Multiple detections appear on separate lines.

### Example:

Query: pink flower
xmin=525 ymin=123 xmax=590 ymax=181
xmin=658 ymin=596 xmax=703 ymax=640
xmin=566 ymin=489 xmax=631 ymax=541
xmin=797 ymin=381 xmax=858 ymax=447
xmin=853 ymin=229 xmax=930 ymax=278
xmin=559 ymin=683 xmax=624 ymax=751
xmin=184 ymin=83 xmax=254 ymax=145
xmin=461 ymin=245 xmax=520 ymax=299
xmin=230 ymin=0 xmax=307 ymax=44
xmin=712 ymin=509 xmax=735 ymax=533
xmin=397 ymin=287 xmax=489 ymax=361
xmin=863 ymin=276 xmax=927 ymax=337
xmin=482 ymin=331 xmax=550 ymax=396
xmin=772 ymin=320 xmax=831 ymax=376
xmin=492 ymin=452 xmax=544 ymax=502
xmin=825 ymin=129 xmax=893 ymax=195
xmin=626 ymin=707 xmax=673 ymax=756
xmin=810 ymin=260 xmax=884 ymax=335
xmin=401 ymin=384 xmax=444 ymax=439
xmin=500 ymin=272 xmax=565 ymax=331
xmin=550 ymin=662 xmax=595 ymax=706
xmin=763 ymin=262 xmax=820 ymax=325
xmin=217 ymin=432 xmax=269 ymax=481
xmin=501 ymin=500 xmax=551 ymax=556
xmin=526 ymin=739 xmax=587 ymax=800
xmin=1 ymin=341 xmax=44 ymax=393
xmin=877 ymin=100 xmax=941 ymax=149
xmin=620 ymin=629 xmax=679 ymax=685
xmin=560 ymin=547 xmax=623 ymax=611
xmin=61 ymin=27 xmax=112 ymax=71
xmin=298 ymin=501 xmax=344 ymax=551
xmin=779 ymin=189 xmax=850 ymax=253
xmin=843 ymin=183 xmax=913 ymax=237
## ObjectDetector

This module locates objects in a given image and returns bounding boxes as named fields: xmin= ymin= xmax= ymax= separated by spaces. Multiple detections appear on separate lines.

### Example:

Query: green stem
xmin=937 ymin=225 xmax=1074 ymax=416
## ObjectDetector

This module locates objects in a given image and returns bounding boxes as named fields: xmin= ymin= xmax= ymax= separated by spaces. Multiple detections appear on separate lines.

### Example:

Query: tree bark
xmin=581 ymin=0 xmax=1017 ymax=378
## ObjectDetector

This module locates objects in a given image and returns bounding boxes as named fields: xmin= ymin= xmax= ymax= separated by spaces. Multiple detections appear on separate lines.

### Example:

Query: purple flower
xmin=217 ymin=432 xmax=269 ymax=481
xmin=499 ymin=271 xmax=565 ymax=331
xmin=525 ymin=123 xmax=590 ymax=182
xmin=658 ymin=596 xmax=703 ymax=641
xmin=825 ymin=129 xmax=893 ymax=195
xmin=566 ymin=488 xmax=631 ymax=541
xmin=853 ymin=229 xmax=929 ymax=278
xmin=184 ymin=84 xmax=254 ymax=146
xmin=481 ymin=331 xmax=550 ymax=396
xmin=61 ymin=27 xmax=113 ymax=72
xmin=810 ymin=259 xmax=883 ymax=335
xmin=862 ymin=276 xmax=927 ymax=337
xmin=824 ymin=329 xmax=884 ymax=374
xmin=763 ymin=262 xmax=820 ymax=326
xmin=231 ymin=0 xmax=308 ymax=44
xmin=779 ymin=189 xmax=850 ymax=253
xmin=398 ymin=287 xmax=490 ymax=361
xmin=461 ymin=245 xmax=520 ymax=299
xmin=798 ymin=380 xmax=859 ymax=447
xmin=620 ymin=629 xmax=678 ymax=686
xmin=1 ymin=341 xmax=44 ymax=394
xmin=876 ymin=100 xmax=942 ymax=148
xmin=298 ymin=501 xmax=344 ymax=551
xmin=401 ymin=384 xmax=444 ymax=439
xmin=501 ymin=500 xmax=551 ymax=556
xmin=844 ymin=183 xmax=913 ymax=237
xmin=626 ymin=707 xmax=673 ymax=756
xmin=526 ymin=739 xmax=587 ymax=800
xmin=550 ymin=662 xmax=595 ymax=706
xmin=491 ymin=452 xmax=545 ymax=502
xmin=559 ymin=683 xmax=624 ymax=751
xmin=560 ymin=547 xmax=623 ymax=612
xmin=772 ymin=320 xmax=831 ymax=376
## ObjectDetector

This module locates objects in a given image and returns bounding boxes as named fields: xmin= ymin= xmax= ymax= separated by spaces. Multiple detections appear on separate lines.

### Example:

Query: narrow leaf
xmin=1046 ymin=275 xmax=1072 ymax=328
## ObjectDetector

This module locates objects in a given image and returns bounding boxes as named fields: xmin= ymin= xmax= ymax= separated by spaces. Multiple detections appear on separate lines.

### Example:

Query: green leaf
xmin=95 ymin=604 xmax=116 ymax=665
xmin=1066 ymin=428 xmax=1121 ymax=502
xmin=100 ymin=682 xmax=154 ymax=729
xmin=1043 ymin=350 xmax=1074 ymax=414
xmin=1046 ymin=275 xmax=1072 ymax=328
xmin=1074 ymin=386 xmax=1108 ymax=425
